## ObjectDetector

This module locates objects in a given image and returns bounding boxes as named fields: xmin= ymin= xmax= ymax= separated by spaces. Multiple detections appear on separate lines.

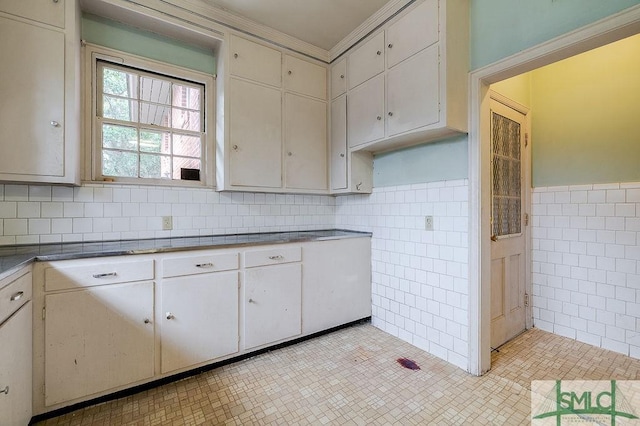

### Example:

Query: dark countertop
xmin=0 ymin=229 xmax=371 ymax=278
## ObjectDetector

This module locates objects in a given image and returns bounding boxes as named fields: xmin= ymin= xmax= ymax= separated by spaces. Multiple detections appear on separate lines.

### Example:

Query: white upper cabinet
xmin=229 ymin=35 xmax=281 ymax=87
xmin=385 ymin=0 xmax=438 ymax=68
xmin=219 ymin=33 xmax=329 ymax=194
xmin=347 ymin=31 xmax=385 ymax=90
xmin=284 ymin=55 xmax=327 ymax=100
xmin=330 ymin=95 xmax=347 ymax=190
xmin=342 ymin=0 xmax=468 ymax=153
xmin=0 ymin=0 xmax=80 ymax=184
xmin=330 ymin=58 xmax=347 ymax=99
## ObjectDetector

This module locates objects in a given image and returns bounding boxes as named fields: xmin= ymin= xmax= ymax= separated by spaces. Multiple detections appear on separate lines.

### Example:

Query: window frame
xmin=83 ymin=43 xmax=215 ymax=188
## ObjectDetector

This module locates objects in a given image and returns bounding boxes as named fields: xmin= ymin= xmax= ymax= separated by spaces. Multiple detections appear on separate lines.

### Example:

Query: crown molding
xmin=159 ymin=0 xmax=330 ymax=61
xmin=329 ymin=0 xmax=414 ymax=62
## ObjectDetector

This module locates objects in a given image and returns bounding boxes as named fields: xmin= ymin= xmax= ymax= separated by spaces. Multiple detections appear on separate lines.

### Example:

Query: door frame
xmin=468 ymin=4 xmax=640 ymax=376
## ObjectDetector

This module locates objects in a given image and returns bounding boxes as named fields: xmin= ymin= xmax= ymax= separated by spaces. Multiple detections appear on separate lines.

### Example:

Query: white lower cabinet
xmin=244 ymin=263 xmax=302 ymax=349
xmin=44 ymin=281 xmax=155 ymax=406
xmin=0 ymin=268 xmax=32 ymax=426
xmin=161 ymin=272 xmax=239 ymax=373
xmin=302 ymin=238 xmax=371 ymax=334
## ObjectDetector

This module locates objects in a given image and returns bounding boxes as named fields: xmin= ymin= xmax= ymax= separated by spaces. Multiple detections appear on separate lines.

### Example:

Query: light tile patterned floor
xmin=37 ymin=324 xmax=640 ymax=425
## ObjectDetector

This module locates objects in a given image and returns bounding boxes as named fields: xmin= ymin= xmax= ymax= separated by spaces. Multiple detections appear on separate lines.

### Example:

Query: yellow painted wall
xmin=491 ymin=73 xmax=532 ymax=108
xmin=531 ymin=33 xmax=640 ymax=186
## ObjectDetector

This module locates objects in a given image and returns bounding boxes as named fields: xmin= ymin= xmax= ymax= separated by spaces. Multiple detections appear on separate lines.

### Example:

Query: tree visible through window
xmin=97 ymin=61 xmax=205 ymax=182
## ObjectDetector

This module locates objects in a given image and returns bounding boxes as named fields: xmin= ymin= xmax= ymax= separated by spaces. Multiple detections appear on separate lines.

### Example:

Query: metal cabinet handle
xmin=268 ymin=255 xmax=284 ymax=260
xmin=388 ymin=111 xmax=394 ymax=117
xmin=166 ymin=312 xmax=175 ymax=320
xmin=10 ymin=291 xmax=24 ymax=302
xmin=50 ymin=121 xmax=60 ymax=127
xmin=340 ymin=74 xmax=344 ymax=79
xmin=340 ymin=153 xmax=345 ymax=158
xmin=356 ymin=183 xmax=363 ymax=191
xmin=93 ymin=272 xmax=117 ymax=278
xmin=288 ymin=70 xmax=292 ymax=75
xmin=233 ymin=144 xmax=239 ymax=150
xmin=233 ymin=53 xmax=238 ymax=58
xmin=376 ymin=50 xmax=381 ymax=55
xmin=376 ymin=116 xmax=382 ymax=121
xmin=196 ymin=262 xmax=214 ymax=268
xmin=143 ymin=318 xmax=151 ymax=324
xmin=388 ymin=43 xmax=393 ymax=48
xmin=0 ymin=386 xmax=8 ymax=395
xmin=248 ymin=298 xmax=254 ymax=303
xmin=288 ymin=152 xmax=292 ymax=156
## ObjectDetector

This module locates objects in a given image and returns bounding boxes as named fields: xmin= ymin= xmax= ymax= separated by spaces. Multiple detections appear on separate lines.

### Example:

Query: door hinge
xmin=524 ymin=133 xmax=529 ymax=147
xmin=524 ymin=293 xmax=529 ymax=307
xmin=524 ymin=213 xmax=529 ymax=226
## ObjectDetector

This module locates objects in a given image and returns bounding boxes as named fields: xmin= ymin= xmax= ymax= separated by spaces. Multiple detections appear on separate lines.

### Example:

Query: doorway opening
xmin=469 ymin=6 xmax=640 ymax=375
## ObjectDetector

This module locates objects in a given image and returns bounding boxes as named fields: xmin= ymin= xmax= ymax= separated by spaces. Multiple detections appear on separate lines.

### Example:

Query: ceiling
xmin=200 ymin=0 xmax=392 ymax=51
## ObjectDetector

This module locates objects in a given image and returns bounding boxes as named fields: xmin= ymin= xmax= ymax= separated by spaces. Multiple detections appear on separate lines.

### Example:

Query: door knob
xmin=491 ymin=235 xmax=498 ymax=242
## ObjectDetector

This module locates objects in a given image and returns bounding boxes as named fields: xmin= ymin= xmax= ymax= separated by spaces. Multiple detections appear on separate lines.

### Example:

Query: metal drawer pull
xmin=0 ymin=386 xmax=8 ymax=395
xmin=10 ymin=292 xmax=24 ymax=302
xmin=166 ymin=312 xmax=175 ymax=320
xmin=248 ymin=298 xmax=254 ymax=303
xmin=144 ymin=318 xmax=151 ymax=324
xmin=195 ymin=263 xmax=214 ymax=268
xmin=93 ymin=272 xmax=117 ymax=279
xmin=268 ymin=255 xmax=284 ymax=260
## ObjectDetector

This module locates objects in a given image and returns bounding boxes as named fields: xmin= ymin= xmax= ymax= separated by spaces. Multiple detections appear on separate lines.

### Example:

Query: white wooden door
xmin=0 ymin=16 xmax=65 ymax=177
xmin=347 ymin=31 xmax=385 ymax=90
xmin=347 ymin=74 xmax=385 ymax=148
xmin=490 ymin=99 xmax=529 ymax=349
xmin=330 ymin=58 xmax=347 ymax=99
xmin=229 ymin=35 xmax=281 ymax=87
xmin=385 ymin=0 xmax=439 ymax=68
xmin=284 ymin=93 xmax=327 ymax=190
xmin=330 ymin=95 xmax=348 ymax=190
xmin=0 ymin=302 xmax=32 ymax=426
xmin=229 ymin=78 xmax=282 ymax=188
xmin=244 ymin=263 xmax=301 ymax=350
xmin=44 ymin=281 xmax=155 ymax=406
xmin=161 ymin=272 xmax=239 ymax=373
xmin=386 ymin=45 xmax=440 ymax=137
xmin=283 ymin=55 xmax=327 ymax=100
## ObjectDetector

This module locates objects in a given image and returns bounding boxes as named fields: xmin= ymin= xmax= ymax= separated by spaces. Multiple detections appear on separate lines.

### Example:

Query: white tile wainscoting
xmin=335 ymin=179 xmax=470 ymax=369
xmin=0 ymin=184 xmax=336 ymax=245
xmin=532 ymin=182 xmax=640 ymax=359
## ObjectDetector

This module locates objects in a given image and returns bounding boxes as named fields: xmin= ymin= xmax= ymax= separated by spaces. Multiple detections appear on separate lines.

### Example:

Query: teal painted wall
xmin=373 ymin=136 xmax=468 ymax=187
xmin=82 ymin=14 xmax=216 ymax=75
xmin=470 ymin=0 xmax=640 ymax=70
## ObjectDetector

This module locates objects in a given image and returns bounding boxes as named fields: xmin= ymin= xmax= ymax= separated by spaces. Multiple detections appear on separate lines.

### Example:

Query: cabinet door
xmin=0 ymin=0 xmax=65 ymax=28
xmin=229 ymin=78 xmax=282 ymax=188
xmin=347 ymin=74 xmax=385 ymax=148
xmin=44 ymin=282 xmax=155 ymax=406
xmin=0 ymin=16 xmax=65 ymax=178
xmin=387 ymin=45 xmax=440 ymax=137
xmin=244 ymin=263 xmax=301 ymax=349
xmin=330 ymin=95 xmax=347 ymax=190
xmin=347 ymin=31 xmax=385 ymax=90
xmin=161 ymin=272 xmax=239 ymax=373
xmin=0 ymin=303 xmax=32 ymax=426
xmin=302 ymin=238 xmax=371 ymax=334
xmin=229 ymin=35 xmax=281 ymax=87
xmin=386 ymin=0 xmax=439 ymax=68
xmin=284 ymin=93 xmax=327 ymax=190
xmin=284 ymin=55 xmax=327 ymax=100
xmin=330 ymin=58 xmax=347 ymax=99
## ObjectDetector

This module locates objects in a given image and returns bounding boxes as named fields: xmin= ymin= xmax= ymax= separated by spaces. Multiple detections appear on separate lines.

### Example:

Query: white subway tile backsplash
xmin=533 ymin=182 xmax=640 ymax=359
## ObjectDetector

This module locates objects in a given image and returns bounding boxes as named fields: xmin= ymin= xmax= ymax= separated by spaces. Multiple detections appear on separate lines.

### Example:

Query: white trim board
xmin=467 ymin=3 xmax=640 ymax=376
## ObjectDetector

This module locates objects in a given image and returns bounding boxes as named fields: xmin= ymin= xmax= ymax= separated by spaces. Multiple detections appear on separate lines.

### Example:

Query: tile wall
xmin=335 ymin=179 xmax=470 ymax=370
xmin=532 ymin=182 xmax=640 ymax=358
xmin=0 ymin=184 xmax=336 ymax=245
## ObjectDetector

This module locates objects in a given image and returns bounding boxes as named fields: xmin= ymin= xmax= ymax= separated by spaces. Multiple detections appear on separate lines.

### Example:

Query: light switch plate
xmin=162 ymin=216 xmax=173 ymax=230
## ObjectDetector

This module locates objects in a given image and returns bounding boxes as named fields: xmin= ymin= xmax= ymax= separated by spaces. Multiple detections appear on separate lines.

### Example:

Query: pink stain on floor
xmin=396 ymin=358 xmax=420 ymax=370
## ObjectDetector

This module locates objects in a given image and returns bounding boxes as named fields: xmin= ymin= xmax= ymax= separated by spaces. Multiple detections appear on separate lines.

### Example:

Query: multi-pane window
xmin=96 ymin=61 xmax=205 ymax=182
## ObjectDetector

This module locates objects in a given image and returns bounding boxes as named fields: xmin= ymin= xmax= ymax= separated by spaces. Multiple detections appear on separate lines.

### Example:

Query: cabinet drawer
xmin=0 ymin=272 xmax=31 ymax=325
xmin=244 ymin=246 xmax=301 ymax=268
xmin=0 ymin=0 xmax=65 ymax=29
xmin=162 ymin=251 xmax=239 ymax=278
xmin=283 ymin=55 xmax=327 ymax=100
xmin=44 ymin=259 xmax=154 ymax=291
xmin=330 ymin=58 xmax=347 ymax=99
xmin=229 ymin=35 xmax=281 ymax=87
xmin=347 ymin=31 xmax=385 ymax=90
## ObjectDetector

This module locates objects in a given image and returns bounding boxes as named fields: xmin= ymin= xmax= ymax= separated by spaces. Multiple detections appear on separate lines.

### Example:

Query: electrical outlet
xmin=425 ymin=216 xmax=434 ymax=231
xmin=162 ymin=216 xmax=173 ymax=230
